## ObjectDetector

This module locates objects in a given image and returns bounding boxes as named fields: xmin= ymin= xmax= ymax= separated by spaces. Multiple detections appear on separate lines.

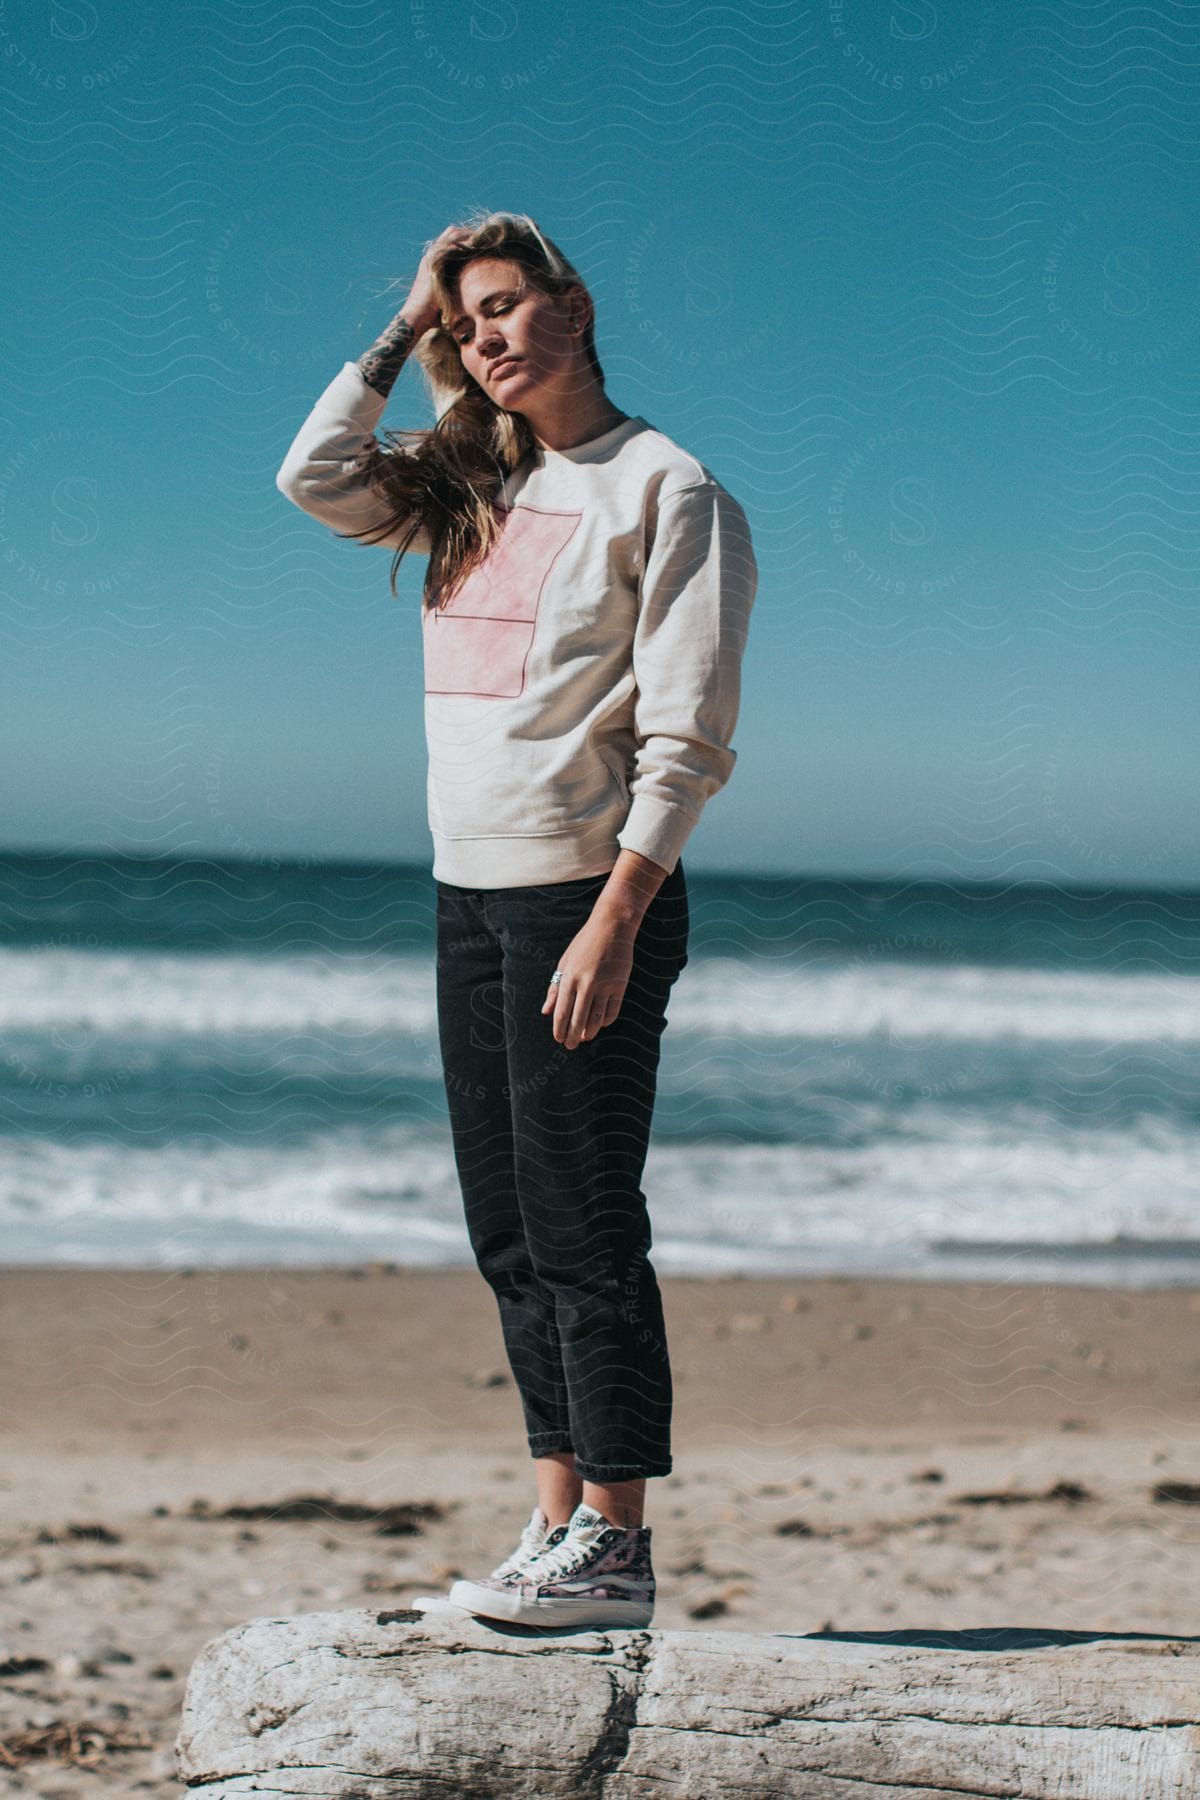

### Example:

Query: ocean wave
xmin=2 ymin=944 xmax=1197 ymax=1044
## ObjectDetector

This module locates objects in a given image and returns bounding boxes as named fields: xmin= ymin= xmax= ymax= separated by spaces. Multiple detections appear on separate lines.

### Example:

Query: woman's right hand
xmin=403 ymin=224 xmax=476 ymax=336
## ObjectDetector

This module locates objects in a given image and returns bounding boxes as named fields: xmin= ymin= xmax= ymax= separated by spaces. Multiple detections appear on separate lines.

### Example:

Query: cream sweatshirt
xmin=276 ymin=361 xmax=758 ymax=888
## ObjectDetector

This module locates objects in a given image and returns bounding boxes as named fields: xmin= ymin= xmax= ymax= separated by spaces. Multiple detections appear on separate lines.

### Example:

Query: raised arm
xmin=273 ymin=355 xmax=432 ymax=554
xmin=275 ymin=226 xmax=474 ymax=554
xmin=356 ymin=311 xmax=423 ymax=400
xmin=357 ymin=221 xmax=475 ymax=396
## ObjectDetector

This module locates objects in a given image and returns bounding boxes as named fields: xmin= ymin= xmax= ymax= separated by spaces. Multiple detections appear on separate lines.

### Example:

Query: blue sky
xmin=3 ymin=0 xmax=1199 ymax=885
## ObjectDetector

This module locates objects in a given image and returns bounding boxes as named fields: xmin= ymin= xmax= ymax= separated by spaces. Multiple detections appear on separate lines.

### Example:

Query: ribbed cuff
xmin=616 ymin=793 xmax=698 ymax=875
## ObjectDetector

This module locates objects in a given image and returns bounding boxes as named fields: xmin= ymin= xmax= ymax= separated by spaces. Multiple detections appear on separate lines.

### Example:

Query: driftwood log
xmin=175 ymin=1604 xmax=1200 ymax=1797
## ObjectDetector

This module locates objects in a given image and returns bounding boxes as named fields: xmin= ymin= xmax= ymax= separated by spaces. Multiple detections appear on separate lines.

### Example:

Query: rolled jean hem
xmin=527 ymin=1442 xmax=673 ymax=1480
xmin=573 ymin=1458 xmax=673 ymax=1482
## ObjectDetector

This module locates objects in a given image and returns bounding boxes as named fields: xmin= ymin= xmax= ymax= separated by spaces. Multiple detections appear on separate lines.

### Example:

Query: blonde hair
xmin=343 ymin=210 xmax=605 ymax=611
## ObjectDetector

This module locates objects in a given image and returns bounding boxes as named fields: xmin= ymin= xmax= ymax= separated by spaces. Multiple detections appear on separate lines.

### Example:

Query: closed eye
xmin=455 ymin=302 xmax=512 ymax=345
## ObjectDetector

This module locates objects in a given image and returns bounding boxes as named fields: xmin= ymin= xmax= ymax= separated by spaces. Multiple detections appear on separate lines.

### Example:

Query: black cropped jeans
xmin=435 ymin=859 xmax=689 ymax=1482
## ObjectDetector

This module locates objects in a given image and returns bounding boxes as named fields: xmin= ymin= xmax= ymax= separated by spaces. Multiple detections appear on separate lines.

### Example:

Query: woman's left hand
xmin=541 ymin=910 xmax=637 ymax=1050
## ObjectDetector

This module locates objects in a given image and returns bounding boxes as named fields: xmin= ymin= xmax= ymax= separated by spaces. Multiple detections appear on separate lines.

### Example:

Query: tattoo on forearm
xmin=356 ymin=314 xmax=420 ymax=399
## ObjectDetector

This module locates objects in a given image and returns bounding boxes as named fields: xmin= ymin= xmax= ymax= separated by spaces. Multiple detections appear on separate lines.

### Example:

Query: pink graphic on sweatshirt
xmin=423 ymin=503 xmax=582 ymax=698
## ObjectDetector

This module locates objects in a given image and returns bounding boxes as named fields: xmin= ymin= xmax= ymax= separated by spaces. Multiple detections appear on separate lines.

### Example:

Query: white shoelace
xmin=523 ymin=1523 xmax=614 ymax=1584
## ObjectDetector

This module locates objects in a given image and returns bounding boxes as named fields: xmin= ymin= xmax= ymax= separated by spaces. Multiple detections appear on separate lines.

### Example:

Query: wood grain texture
xmin=175 ymin=1606 xmax=1200 ymax=1797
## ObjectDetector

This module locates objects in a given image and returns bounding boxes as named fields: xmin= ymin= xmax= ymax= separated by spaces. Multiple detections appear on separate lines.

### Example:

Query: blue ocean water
xmin=1 ymin=849 xmax=1198 ymax=1284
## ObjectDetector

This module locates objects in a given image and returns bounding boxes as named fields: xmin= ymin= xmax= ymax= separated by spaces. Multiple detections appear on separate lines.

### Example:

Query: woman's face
xmin=446 ymin=255 xmax=585 ymax=409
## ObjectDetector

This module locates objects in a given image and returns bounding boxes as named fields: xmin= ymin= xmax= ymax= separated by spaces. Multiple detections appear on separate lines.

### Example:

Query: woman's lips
xmin=492 ymin=360 xmax=522 ymax=380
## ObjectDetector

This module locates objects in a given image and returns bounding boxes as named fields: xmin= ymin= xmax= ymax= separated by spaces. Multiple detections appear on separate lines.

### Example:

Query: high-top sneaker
xmin=447 ymin=1502 xmax=655 ymax=1628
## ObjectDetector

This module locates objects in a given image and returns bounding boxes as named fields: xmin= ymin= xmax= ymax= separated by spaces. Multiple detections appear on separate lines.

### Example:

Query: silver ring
xmin=549 ymin=970 xmax=564 ymax=986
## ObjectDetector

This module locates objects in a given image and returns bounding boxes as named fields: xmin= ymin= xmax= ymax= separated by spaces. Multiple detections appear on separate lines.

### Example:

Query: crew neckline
xmin=533 ymin=413 xmax=648 ymax=462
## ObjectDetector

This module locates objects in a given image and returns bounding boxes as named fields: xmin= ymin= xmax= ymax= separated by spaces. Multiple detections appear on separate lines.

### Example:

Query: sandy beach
xmin=2 ymin=1264 xmax=1198 ymax=1795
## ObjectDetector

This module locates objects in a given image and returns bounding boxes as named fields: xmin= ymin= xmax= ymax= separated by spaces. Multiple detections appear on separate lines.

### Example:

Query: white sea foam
xmin=3 ymin=940 xmax=1197 ymax=1278
xmin=1 ymin=1114 xmax=1197 ymax=1283
xmin=1 ymin=945 xmax=1197 ymax=1044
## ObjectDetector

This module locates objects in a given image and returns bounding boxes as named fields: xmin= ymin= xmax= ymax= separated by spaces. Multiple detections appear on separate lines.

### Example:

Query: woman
xmin=276 ymin=211 xmax=758 ymax=1628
